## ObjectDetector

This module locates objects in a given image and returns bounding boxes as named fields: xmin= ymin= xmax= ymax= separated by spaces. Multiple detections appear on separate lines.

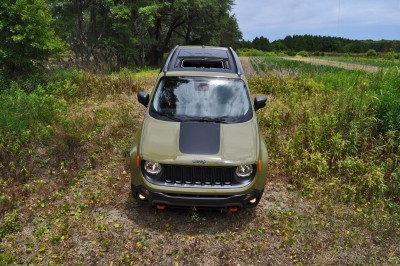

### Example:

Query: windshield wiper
xmin=155 ymin=112 xmax=181 ymax=122
xmin=188 ymin=117 xmax=231 ymax=124
xmin=152 ymin=111 xmax=236 ymax=124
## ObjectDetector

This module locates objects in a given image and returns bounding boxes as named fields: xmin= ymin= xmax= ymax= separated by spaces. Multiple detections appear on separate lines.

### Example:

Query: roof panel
xmin=163 ymin=46 xmax=243 ymax=75
xmin=178 ymin=48 xmax=229 ymax=59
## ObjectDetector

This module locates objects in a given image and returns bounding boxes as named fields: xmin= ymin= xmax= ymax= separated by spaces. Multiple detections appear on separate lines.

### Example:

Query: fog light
xmin=138 ymin=194 xmax=146 ymax=200
xmin=249 ymin=198 xmax=257 ymax=204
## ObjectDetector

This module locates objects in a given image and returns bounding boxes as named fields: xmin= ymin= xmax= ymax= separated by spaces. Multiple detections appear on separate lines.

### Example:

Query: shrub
xmin=237 ymin=48 xmax=266 ymax=57
xmin=313 ymin=51 xmax=324 ymax=56
xmin=383 ymin=52 xmax=396 ymax=60
xmin=0 ymin=84 xmax=66 ymax=179
xmin=366 ymin=49 xmax=377 ymax=57
xmin=285 ymin=50 xmax=296 ymax=56
xmin=296 ymin=51 xmax=309 ymax=57
xmin=0 ymin=85 xmax=65 ymax=144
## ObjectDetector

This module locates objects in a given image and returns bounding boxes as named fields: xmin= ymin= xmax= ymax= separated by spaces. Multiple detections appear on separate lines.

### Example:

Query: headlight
xmin=235 ymin=164 xmax=253 ymax=178
xmin=144 ymin=161 xmax=162 ymax=175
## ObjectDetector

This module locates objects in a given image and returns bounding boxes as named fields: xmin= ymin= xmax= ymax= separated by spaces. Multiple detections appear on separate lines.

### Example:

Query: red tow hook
xmin=156 ymin=204 xmax=166 ymax=210
xmin=229 ymin=207 xmax=238 ymax=212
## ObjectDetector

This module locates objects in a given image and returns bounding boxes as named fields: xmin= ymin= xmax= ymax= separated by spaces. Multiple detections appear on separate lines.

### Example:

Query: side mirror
xmin=254 ymin=96 xmax=267 ymax=111
xmin=138 ymin=91 xmax=149 ymax=107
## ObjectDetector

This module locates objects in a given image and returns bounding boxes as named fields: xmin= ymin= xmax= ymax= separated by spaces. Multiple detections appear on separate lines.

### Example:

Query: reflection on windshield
xmin=151 ymin=77 xmax=252 ymax=123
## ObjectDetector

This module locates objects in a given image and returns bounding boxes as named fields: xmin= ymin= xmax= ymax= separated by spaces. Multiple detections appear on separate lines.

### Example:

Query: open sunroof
xmin=163 ymin=46 xmax=242 ymax=74
xmin=180 ymin=58 xmax=228 ymax=69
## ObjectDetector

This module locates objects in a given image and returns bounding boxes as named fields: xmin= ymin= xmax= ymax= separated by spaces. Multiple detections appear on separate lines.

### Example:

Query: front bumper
xmin=132 ymin=185 xmax=264 ymax=209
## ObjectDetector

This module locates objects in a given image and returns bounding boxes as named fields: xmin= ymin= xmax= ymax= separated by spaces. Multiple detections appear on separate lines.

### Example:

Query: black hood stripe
xmin=179 ymin=122 xmax=220 ymax=155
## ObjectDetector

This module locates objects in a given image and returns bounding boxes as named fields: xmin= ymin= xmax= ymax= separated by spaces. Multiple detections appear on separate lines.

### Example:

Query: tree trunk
xmin=185 ymin=24 xmax=192 ymax=44
xmin=89 ymin=0 xmax=97 ymax=40
xmin=148 ymin=18 xmax=162 ymax=66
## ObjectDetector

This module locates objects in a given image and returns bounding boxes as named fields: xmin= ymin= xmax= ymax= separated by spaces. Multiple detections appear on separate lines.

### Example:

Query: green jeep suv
xmin=130 ymin=45 xmax=268 ymax=210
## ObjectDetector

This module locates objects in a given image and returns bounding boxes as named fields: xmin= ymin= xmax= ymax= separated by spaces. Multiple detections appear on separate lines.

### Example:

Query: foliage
xmin=0 ymin=63 xmax=399 ymax=265
xmin=0 ymin=210 xmax=20 ymax=238
xmin=252 ymin=36 xmax=270 ymax=51
xmin=0 ymin=84 xmax=65 ymax=144
xmin=239 ymin=34 xmax=400 ymax=54
xmin=0 ymin=0 xmax=65 ymax=78
xmin=0 ymin=67 xmax=156 ymax=181
xmin=49 ymin=0 xmax=241 ymax=68
xmin=139 ymin=0 xmax=241 ymax=65
xmin=371 ymin=69 xmax=400 ymax=133
xmin=366 ymin=49 xmax=378 ymax=57
xmin=296 ymin=51 xmax=309 ymax=57
xmin=0 ymin=83 xmax=66 ymax=180
xmin=237 ymin=48 xmax=275 ymax=57
xmin=46 ymin=69 xmax=151 ymax=101
xmin=250 ymin=56 xmax=400 ymax=205
xmin=313 ymin=51 xmax=325 ymax=56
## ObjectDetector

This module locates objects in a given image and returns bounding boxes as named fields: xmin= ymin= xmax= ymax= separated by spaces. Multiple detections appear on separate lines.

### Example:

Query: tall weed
xmin=0 ymin=84 xmax=66 ymax=179
xmin=251 ymin=57 xmax=399 ymax=206
xmin=46 ymin=69 xmax=157 ymax=101
xmin=371 ymin=68 xmax=400 ymax=133
xmin=0 ymin=85 xmax=65 ymax=148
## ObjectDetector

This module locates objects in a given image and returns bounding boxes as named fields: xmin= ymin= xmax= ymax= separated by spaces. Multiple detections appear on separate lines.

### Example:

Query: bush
xmin=237 ymin=48 xmax=266 ymax=57
xmin=285 ymin=50 xmax=296 ymax=56
xmin=313 ymin=51 xmax=325 ymax=56
xmin=0 ymin=0 xmax=65 ymax=78
xmin=296 ymin=51 xmax=309 ymax=57
xmin=383 ymin=52 xmax=396 ymax=60
xmin=366 ymin=49 xmax=377 ymax=57
xmin=0 ymin=85 xmax=65 ymax=143
xmin=0 ymin=83 xmax=66 ymax=179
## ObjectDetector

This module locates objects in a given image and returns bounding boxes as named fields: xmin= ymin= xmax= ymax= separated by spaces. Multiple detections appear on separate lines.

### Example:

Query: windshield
xmin=149 ymin=77 xmax=252 ymax=123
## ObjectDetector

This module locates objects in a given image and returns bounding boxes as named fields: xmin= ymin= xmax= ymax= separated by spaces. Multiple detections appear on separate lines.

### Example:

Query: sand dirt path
xmin=284 ymin=57 xmax=381 ymax=73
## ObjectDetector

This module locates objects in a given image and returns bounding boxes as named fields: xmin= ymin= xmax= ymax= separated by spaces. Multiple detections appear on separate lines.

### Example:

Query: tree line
xmin=2 ymin=0 xmax=399 ymax=80
xmin=1 ymin=0 xmax=241 ymax=78
xmin=240 ymin=35 xmax=400 ymax=54
xmin=50 ymin=0 xmax=242 ymax=70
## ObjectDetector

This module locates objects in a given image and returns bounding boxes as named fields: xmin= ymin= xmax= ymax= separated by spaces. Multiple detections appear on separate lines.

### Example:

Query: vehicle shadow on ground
xmin=123 ymin=194 xmax=258 ymax=235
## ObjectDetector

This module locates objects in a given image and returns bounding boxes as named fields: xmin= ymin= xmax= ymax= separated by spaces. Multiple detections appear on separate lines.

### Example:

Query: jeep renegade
xmin=130 ymin=45 xmax=268 ymax=210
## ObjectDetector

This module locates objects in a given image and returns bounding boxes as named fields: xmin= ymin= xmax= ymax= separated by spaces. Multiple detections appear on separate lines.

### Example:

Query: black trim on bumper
xmin=131 ymin=185 xmax=264 ymax=209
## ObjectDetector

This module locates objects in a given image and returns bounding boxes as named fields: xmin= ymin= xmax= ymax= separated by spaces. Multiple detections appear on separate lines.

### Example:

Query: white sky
xmin=232 ymin=0 xmax=400 ymax=41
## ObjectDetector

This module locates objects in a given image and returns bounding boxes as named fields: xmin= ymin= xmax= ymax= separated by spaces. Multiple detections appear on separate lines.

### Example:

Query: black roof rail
xmin=228 ymin=47 xmax=243 ymax=78
xmin=162 ymin=45 xmax=179 ymax=74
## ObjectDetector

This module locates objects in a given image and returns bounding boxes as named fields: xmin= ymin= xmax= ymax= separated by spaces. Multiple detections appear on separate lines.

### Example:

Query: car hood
xmin=140 ymin=116 xmax=258 ymax=165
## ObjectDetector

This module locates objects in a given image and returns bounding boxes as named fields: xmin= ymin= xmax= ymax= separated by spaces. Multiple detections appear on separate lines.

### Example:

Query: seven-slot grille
xmin=162 ymin=165 xmax=237 ymax=186
xmin=141 ymin=162 xmax=256 ymax=188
